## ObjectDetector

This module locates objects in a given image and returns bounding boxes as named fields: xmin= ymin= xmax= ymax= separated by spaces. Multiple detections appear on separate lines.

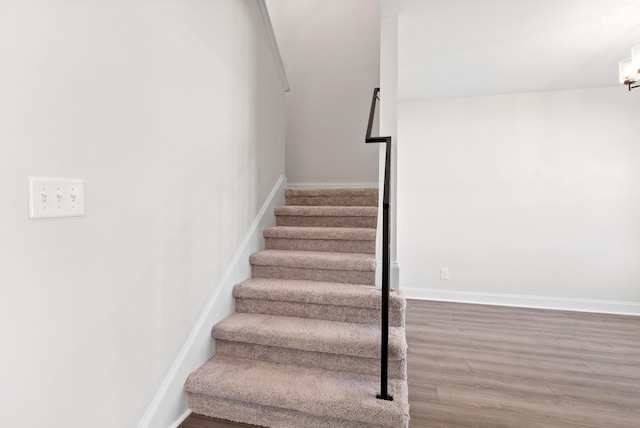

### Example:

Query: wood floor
xmin=180 ymin=299 xmax=640 ymax=427
xmin=405 ymin=300 xmax=640 ymax=427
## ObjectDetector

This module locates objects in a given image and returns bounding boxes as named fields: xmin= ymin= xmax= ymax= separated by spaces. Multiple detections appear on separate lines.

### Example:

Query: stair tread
xmin=275 ymin=205 xmax=378 ymax=217
xmin=233 ymin=278 xmax=405 ymax=310
xmin=249 ymin=249 xmax=375 ymax=272
xmin=263 ymin=226 xmax=376 ymax=241
xmin=185 ymin=356 xmax=409 ymax=427
xmin=212 ymin=313 xmax=406 ymax=360
xmin=285 ymin=187 xmax=378 ymax=197
xmin=285 ymin=187 xmax=379 ymax=207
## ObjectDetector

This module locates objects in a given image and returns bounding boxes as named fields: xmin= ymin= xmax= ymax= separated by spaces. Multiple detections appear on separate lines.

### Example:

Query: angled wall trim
xmin=258 ymin=0 xmax=290 ymax=92
xmin=402 ymin=287 xmax=640 ymax=316
xmin=137 ymin=175 xmax=287 ymax=428
xmin=169 ymin=410 xmax=191 ymax=428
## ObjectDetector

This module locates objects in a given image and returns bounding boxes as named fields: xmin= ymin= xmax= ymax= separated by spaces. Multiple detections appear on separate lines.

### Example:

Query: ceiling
xmin=381 ymin=0 xmax=640 ymax=100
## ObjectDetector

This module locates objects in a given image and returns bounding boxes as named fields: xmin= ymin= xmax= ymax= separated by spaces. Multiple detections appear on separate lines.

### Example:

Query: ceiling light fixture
xmin=619 ymin=44 xmax=640 ymax=91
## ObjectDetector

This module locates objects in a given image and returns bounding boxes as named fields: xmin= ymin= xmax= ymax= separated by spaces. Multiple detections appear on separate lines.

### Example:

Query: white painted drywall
xmin=0 ymin=1 xmax=285 ymax=427
xmin=378 ymin=16 xmax=400 ymax=287
xmin=142 ymin=176 xmax=287 ymax=428
xmin=398 ymin=86 xmax=640 ymax=303
xmin=266 ymin=0 xmax=381 ymax=184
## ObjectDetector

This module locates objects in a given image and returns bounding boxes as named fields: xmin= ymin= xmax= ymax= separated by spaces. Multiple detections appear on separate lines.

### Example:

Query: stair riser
xmin=277 ymin=215 xmax=377 ymax=228
xmin=265 ymin=237 xmax=375 ymax=254
xmin=189 ymin=393 xmax=399 ymax=428
xmin=235 ymin=298 xmax=405 ymax=327
xmin=215 ymin=340 xmax=407 ymax=380
xmin=252 ymin=265 xmax=375 ymax=285
xmin=286 ymin=196 xmax=378 ymax=207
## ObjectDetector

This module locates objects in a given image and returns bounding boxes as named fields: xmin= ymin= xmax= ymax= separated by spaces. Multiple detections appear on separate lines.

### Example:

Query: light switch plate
xmin=28 ymin=177 xmax=85 ymax=219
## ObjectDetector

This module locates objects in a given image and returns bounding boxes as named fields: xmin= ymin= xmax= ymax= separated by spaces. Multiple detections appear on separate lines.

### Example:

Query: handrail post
xmin=366 ymin=87 xmax=393 ymax=401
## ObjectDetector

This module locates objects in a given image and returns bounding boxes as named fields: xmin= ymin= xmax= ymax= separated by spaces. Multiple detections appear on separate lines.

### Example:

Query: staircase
xmin=184 ymin=187 xmax=410 ymax=428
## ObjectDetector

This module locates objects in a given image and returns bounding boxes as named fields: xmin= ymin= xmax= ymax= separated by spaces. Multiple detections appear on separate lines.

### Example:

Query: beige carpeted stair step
xmin=212 ymin=313 xmax=407 ymax=360
xmin=214 ymin=340 xmax=407 ymax=380
xmin=233 ymin=278 xmax=405 ymax=327
xmin=211 ymin=312 xmax=406 ymax=380
xmin=264 ymin=226 xmax=376 ymax=254
xmin=275 ymin=205 xmax=378 ymax=228
xmin=185 ymin=357 xmax=409 ymax=428
xmin=285 ymin=187 xmax=378 ymax=207
xmin=250 ymin=249 xmax=376 ymax=285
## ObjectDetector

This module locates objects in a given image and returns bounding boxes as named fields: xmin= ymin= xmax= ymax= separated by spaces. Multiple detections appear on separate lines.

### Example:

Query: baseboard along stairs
xmin=184 ymin=187 xmax=410 ymax=427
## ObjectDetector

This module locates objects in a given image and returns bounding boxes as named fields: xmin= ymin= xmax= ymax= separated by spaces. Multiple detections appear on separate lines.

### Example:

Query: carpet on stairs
xmin=184 ymin=187 xmax=409 ymax=428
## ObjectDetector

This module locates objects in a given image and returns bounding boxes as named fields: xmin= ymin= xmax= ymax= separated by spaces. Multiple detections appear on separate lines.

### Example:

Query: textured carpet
xmin=187 ymin=357 xmax=408 ymax=428
xmin=284 ymin=187 xmax=378 ymax=207
xmin=233 ymin=278 xmax=406 ymax=327
xmin=274 ymin=206 xmax=378 ymax=228
xmin=264 ymin=226 xmax=376 ymax=254
xmin=185 ymin=187 xmax=409 ymax=427
xmin=212 ymin=313 xmax=406 ymax=360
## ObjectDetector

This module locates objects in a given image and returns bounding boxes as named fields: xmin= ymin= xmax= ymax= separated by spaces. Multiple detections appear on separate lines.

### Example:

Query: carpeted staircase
xmin=184 ymin=187 xmax=410 ymax=428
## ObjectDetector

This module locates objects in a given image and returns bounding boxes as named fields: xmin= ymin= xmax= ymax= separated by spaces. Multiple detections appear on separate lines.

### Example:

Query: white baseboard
xmin=287 ymin=182 xmax=379 ymax=188
xmin=137 ymin=175 xmax=287 ymax=428
xmin=402 ymin=287 xmax=640 ymax=316
xmin=375 ymin=261 xmax=400 ymax=288
xmin=169 ymin=410 xmax=191 ymax=428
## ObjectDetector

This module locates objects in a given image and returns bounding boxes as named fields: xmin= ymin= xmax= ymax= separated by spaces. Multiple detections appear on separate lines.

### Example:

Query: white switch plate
xmin=28 ymin=177 xmax=85 ymax=219
xmin=440 ymin=268 xmax=449 ymax=280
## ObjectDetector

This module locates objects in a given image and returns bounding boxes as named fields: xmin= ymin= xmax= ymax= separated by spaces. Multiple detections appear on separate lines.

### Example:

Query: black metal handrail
xmin=365 ymin=87 xmax=393 ymax=401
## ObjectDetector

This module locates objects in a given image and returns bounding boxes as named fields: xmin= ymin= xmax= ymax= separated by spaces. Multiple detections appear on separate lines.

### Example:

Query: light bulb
xmin=619 ymin=58 xmax=637 ymax=84
xmin=632 ymin=44 xmax=640 ymax=72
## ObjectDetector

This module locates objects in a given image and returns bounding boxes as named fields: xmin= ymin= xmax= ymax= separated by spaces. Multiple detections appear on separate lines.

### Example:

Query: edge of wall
xmin=402 ymin=287 xmax=640 ymax=316
xmin=257 ymin=0 xmax=289 ymax=92
xmin=375 ymin=261 xmax=399 ymax=289
xmin=137 ymin=174 xmax=287 ymax=428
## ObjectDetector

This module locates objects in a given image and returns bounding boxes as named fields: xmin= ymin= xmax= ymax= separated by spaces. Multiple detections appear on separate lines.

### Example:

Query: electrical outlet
xmin=440 ymin=268 xmax=449 ymax=280
xmin=28 ymin=177 xmax=85 ymax=219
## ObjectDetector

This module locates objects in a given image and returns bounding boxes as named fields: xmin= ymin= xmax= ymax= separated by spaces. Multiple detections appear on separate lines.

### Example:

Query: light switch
xmin=28 ymin=177 xmax=85 ymax=219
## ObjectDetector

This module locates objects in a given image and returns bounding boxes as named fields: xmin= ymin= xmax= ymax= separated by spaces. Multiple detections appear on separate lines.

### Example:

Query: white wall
xmin=0 ymin=1 xmax=285 ymax=427
xmin=398 ymin=87 xmax=640 ymax=308
xmin=266 ymin=0 xmax=380 ymax=185
xmin=378 ymin=16 xmax=399 ymax=286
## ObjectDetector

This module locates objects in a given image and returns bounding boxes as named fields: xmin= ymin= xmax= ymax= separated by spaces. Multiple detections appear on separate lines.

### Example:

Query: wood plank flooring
xmin=180 ymin=299 xmax=640 ymax=427
xmin=406 ymin=300 xmax=640 ymax=427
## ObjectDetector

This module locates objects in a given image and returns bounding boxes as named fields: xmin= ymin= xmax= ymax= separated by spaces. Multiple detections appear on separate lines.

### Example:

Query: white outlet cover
xmin=28 ymin=177 xmax=85 ymax=219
